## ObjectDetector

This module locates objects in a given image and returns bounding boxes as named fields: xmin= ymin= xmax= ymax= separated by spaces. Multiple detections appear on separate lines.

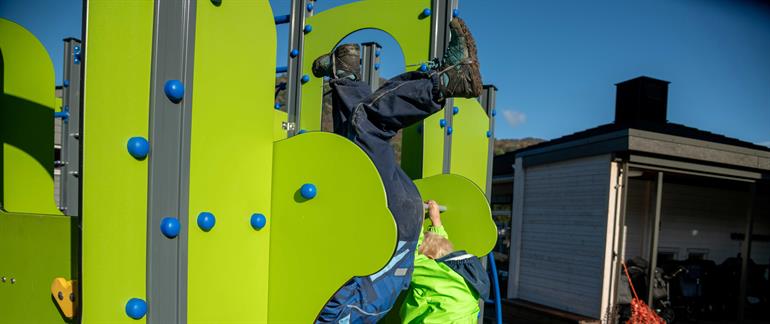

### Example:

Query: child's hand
xmin=426 ymin=200 xmax=442 ymax=227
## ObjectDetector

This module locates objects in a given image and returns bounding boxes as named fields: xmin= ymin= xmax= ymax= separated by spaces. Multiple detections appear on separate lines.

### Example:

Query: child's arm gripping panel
xmin=415 ymin=174 xmax=496 ymax=257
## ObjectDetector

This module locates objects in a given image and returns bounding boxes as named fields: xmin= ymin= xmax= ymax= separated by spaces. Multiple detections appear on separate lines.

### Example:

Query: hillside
xmin=493 ymin=137 xmax=544 ymax=155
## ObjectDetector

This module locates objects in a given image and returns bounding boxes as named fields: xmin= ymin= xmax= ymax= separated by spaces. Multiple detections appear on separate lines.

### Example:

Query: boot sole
xmin=452 ymin=18 xmax=483 ymax=97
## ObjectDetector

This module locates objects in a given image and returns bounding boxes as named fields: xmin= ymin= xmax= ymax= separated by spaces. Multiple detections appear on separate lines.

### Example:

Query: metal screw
xmin=281 ymin=121 xmax=296 ymax=131
xmin=1 ymin=277 xmax=6 ymax=283
xmin=58 ymin=291 xmax=64 ymax=300
xmin=10 ymin=278 xmax=16 ymax=284
xmin=69 ymin=293 xmax=75 ymax=302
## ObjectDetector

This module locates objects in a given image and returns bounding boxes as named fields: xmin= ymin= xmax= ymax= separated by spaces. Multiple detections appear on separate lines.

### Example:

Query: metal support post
xmin=737 ymin=182 xmax=756 ymax=323
xmin=429 ymin=0 xmax=458 ymax=174
xmin=58 ymin=38 xmax=83 ymax=216
xmin=145 ymin=0 xmax=197 ymax=322
xmin=361 ymin=42 xmax=382 ymax=92
xmin=285 ymin=0 xmax=312 ymax=137
xmin=480 ymin=83 xmax=497 ymax=323
xmin=610 ymin=161 xmax=630 ymax=317
xmin=647 ymin=171 xmax=664 ymax=305
xmin=481 ymin=85 xmax=497 ymax=197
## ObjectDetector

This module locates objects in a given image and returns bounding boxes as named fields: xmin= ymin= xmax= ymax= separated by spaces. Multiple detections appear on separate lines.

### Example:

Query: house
xmin=493 ymin=76 xmax=770 ymax=323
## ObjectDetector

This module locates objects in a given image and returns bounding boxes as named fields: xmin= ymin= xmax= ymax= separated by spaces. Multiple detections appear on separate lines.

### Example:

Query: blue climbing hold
xmin=422 ymin=8 xmax=432 ymax=17
xmin=160 ymin=217 xmax=180 ymax=238
xmin=486 ymin=130 xmax=492 ymax=138
xmin=300 ymin=183 xmax=317 ymax=199
xmin=447 ymin=126 xmax=453 ymax=135
xmin=274 ymin=103 xmax=282 ymax=109
xmin=125 ymin=298 xmax=147 ymax=319
xmin=126 ymin=137 xmax=150 ymax=160
xmin=304 ymin=25 xmax=313 ymax=33
xmin=250 ymin=213 xmax=267 ymax=230
xmin=306 ymin=3 xmax=314 ymax=11
xmin=374 ymin=63 xmax=381 ymax=70
xmin=290 ymin=49 xmax=299 ymax=57
xmin=164 ymin=80 xmax=185 ymax=103
xmin=301 ymin=74 xmax=310 ymax=83
xmin=491 ymin=109 xmax=497 ymax=117
xmin=453 ymin=8 xmax=459 ymax=17
xmin=419 ymin=64 xmax=428 ymax=72
xmin=439 ymin=119 xmax=447 ymax=128
xmin=375 ymin=49 xmax=381 ymax=57
xmin=55 ymin=108 xmax=70 ymax=121
xmin=453 ymin=106 xmax=459 ymax=115
xmin=298 ymin=129 xmax=308 ymax=134
xmin=63 ymin=80 xmax=70 ymax=87
xmin=197 ymin=212 xmax=216 ymax=232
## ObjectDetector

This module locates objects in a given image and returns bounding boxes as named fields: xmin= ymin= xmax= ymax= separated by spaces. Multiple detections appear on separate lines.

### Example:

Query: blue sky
xmin=3 ymin=0 xmax=769 ymax=145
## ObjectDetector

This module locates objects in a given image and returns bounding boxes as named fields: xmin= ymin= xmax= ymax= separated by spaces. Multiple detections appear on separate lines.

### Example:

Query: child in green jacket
xmin=400 ymin=200 xmax=490 ymax=323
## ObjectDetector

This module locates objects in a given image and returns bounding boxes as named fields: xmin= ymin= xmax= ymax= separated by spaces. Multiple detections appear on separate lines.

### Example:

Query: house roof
xmin=517 ymin=121 xmax=770 ymax=156
xmin=492 ymin=121 xmax=770 ymax=177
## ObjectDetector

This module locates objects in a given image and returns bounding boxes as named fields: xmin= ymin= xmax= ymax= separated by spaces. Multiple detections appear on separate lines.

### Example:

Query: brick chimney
xmin=614 ymin=76 xmax=670 ymax=126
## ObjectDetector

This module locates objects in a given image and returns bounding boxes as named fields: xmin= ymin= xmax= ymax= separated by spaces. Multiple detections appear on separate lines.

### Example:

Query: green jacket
xmin=399 ymin=226 xmax=489 ymax=324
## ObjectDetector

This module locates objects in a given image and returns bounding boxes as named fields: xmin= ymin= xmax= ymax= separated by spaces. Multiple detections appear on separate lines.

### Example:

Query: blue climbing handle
xmin=274 ymin=14 xmax=290 ymax=25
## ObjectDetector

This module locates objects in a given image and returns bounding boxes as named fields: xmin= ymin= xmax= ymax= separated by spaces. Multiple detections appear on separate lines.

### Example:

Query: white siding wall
xmin=624 ymin=179 xmax=770 ymax=265
xmin=517 ymin=155 xmax=612 ymax=318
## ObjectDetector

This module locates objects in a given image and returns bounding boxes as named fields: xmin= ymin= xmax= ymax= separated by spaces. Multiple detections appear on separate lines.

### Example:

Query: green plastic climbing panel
xmin=300 ymin=0 xmax=432 ymax=131
xmin=268 ymin=132 xmax=396 ymax=323
xmin=0 ymin=19 xmax=60 ymax=215
xmin=0 ymin=18 xmax=74 ymax=323
xmin=299 ymin=0 xmax=451 ymax=180
xmin=415 ymin=174 xmax=496 ymax=256
xmin=186 ymin=1 xmax=276 ymax=322
xmin=0 ymin=213 xmax=73 ymax=323
xmin=450 ymin=98 xmax=490 ymax=191
xmin=421 ymin=112 xmax=448 ymax=178
xmin=80 ymin=0 xmax=154 ymax=322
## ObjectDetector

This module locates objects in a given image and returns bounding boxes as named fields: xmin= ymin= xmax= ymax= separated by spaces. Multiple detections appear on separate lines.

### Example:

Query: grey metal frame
xmin=360 ymin=42 xmax=381 ymax=92
xmin=737 ymin=183 xmax=756 ymax=323
xmin=646 ymin=171 xmax=664 ymax=305
xmin=285 ymin=0 xmax=311 ymax=136
xmin=610 ymin=160 xmax=630 ymax=318
xmin=429 ymin=0 xmax=458 ymax=174
xmin=58 ymin=38 xmax=83 ymax=217
xmin=481 ymin=85 xmax=497 ymax=196
xmin=145 ymin=0 xmax=196 ymax=322
xmin=478 ymin=84 xmax=496 ymax=320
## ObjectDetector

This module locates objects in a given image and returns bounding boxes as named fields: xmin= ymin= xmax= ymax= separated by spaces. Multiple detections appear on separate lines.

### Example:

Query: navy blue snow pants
xmin=315 ymin=72 xmax=444 ymax=324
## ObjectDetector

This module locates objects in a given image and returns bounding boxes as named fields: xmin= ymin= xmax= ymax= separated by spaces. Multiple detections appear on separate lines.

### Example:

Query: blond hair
xmin=418 ymin=232 xmax=454 ymax=259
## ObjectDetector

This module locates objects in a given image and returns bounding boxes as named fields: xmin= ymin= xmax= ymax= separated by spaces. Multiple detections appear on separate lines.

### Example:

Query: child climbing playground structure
xmin=0 ymin=0 xmax=500 ymax=323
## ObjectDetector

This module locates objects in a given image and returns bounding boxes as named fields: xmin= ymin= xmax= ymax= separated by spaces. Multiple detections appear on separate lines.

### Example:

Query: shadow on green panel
xmin=0 ymin=50 xmax=56 ymax=209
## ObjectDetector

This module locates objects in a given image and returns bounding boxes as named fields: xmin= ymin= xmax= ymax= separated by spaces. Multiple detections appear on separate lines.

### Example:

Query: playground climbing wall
xmin=0 ymin=0 xmax=496 ymax=323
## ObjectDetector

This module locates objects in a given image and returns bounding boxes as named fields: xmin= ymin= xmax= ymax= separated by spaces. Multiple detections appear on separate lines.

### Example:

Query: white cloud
xmin=501 ymin=109 xmax=527 ymax=128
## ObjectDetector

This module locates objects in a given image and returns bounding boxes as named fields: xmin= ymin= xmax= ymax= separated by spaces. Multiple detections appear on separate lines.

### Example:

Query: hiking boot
xmin=437 ymin=18 xmax=482 ymax=98
xmin=312 ymin=43 xmax=361 ymax=80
